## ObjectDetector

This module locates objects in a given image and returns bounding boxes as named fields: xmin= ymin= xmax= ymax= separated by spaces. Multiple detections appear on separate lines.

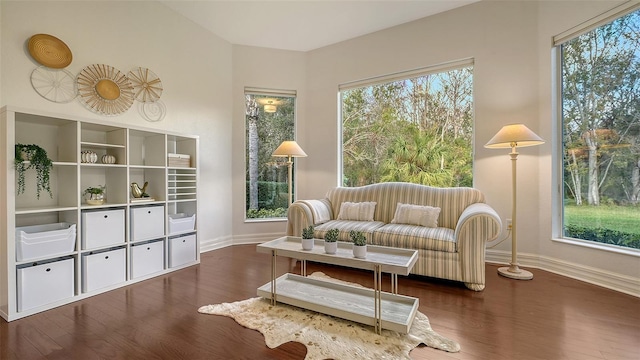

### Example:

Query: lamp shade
xmin=264 ymin=104 xmax=277 ymax=113
xmin=272 ymin=141 xmax=307 ymax=157
xmin=485 ymin=124 xmax=545 ymax=149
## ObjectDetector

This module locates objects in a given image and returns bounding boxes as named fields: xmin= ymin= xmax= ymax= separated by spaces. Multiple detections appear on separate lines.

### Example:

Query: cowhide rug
xmin=198 ymin=272 xmax=460 ymax=360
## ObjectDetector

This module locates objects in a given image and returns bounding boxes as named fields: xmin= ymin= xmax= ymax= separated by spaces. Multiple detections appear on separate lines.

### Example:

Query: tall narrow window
xmin=558 ymin=7 xmax=640 ymax=249
xmin=340 ymin=61 xmax=474 ymax=187
xmin=245 ymin=89 xmax=296 ymax=219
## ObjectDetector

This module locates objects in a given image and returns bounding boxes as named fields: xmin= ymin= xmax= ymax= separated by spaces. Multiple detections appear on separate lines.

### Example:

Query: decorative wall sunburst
xmin=76 ymin=64 xmax=134 ymax=116
xmin=128 ymin=67 xmax=163 ymax=103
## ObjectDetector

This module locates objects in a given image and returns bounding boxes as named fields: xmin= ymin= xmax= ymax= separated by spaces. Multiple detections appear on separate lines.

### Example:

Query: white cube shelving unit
xmin=0 ymin=106 xmax=199 ymax=321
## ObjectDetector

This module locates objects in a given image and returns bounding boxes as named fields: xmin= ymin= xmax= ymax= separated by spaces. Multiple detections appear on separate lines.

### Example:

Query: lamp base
xmin=498 ymin=264 xmax=533 ymax=280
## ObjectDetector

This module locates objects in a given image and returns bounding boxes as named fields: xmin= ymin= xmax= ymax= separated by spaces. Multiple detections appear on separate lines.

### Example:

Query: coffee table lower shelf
xmin=257 ymin=273 xmax=419 ymax=333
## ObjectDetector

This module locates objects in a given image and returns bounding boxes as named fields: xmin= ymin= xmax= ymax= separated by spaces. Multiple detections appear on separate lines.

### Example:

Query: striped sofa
xmin=286 ymin=182 xmax=501 ymax=291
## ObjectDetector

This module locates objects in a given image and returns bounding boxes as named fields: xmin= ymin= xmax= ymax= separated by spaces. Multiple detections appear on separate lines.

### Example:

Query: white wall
xmin=0 ymin=1 xmax=234 ymax=249
xmin=231 ymin=0 xmax=640 ymax=291
xmin=231 ymin=45 xmax=307 ymax=243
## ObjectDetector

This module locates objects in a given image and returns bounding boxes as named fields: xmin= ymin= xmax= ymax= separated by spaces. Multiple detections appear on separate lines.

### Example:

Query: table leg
xmin=301 ymin=259 xmax=307 ymax=276
xmin=391 ymin=273 xmax=398 ymax=294
xmin=270 ymin=249 xmax=277 ymax=305
xmin=374 ymin=264 xmax=382 ymax=334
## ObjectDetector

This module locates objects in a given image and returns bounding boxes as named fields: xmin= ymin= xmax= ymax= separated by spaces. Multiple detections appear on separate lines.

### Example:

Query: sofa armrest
xmin=453 ymin=203 xmax=502 ymax=288
xmin=286 ymin=199 xmax=333 ymax=236
xmin=454 ymin=202 xmax=502 ymax=250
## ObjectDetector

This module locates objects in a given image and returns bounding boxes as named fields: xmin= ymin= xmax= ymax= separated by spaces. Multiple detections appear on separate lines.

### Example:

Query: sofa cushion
xmin=314 ymin=220 xmax=385 ymax=242
xmin=336 ymin=202 xmax=377 ymax=221
xmin=373 ymin=224 xmax=456 ymax=252
xmin=391 ymin=203 xmax=441 ymax=228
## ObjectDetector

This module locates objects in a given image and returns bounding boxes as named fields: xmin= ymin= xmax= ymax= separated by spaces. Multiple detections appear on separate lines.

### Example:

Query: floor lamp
xmin=272 ymin=141 xmax=307 ymax=205
xmin=485 ymin=124 xmax=544 ymax=280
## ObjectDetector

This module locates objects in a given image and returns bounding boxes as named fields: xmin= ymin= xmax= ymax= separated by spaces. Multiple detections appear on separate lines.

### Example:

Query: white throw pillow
xmin=391 ymin=203 xmax=440 ymax=228
xmin=337 ymin=202 xmax=377 ymax=221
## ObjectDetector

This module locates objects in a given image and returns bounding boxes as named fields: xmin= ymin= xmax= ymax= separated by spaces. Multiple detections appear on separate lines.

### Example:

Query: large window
xmin=245 ymin=89 xmax=296 ymax=219
xmin=340 ymin=62 xmax=474 ymax=187
xmin=559 ymin=6 xmax=640 ymax=249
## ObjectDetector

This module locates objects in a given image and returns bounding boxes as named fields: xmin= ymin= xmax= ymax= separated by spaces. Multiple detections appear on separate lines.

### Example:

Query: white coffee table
xmin=256 ymin=236 xmax=419 ymax=334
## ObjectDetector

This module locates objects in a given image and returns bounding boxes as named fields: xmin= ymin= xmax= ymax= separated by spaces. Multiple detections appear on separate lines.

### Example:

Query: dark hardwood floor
xmin=1 ymin=244 xmax=639 ymax=360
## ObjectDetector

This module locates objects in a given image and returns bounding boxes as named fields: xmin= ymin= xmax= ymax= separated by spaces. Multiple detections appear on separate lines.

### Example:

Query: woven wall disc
xmin=28 ymin=34 xmax=72 ymax=69
xmin=77 ymin=64 xmax=134 ymax=116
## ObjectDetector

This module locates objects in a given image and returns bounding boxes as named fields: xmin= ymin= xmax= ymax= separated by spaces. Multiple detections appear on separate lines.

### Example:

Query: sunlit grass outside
xmin=564 ymin=204 xmax=640 ymax=235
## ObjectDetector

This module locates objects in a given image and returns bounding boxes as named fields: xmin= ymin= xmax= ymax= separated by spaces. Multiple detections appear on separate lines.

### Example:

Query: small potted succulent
xmin=301 ymin=225 xmax=315 ymax=251
xmin=350 ymin=230 xmax=367 ymax=258
xmin=84 ymin=185 xmax=106 ymax=205
xmin=14 ymin=143 xmax=53 ymax=199
xmin=324 ymin=228 xmax=339 ymax=254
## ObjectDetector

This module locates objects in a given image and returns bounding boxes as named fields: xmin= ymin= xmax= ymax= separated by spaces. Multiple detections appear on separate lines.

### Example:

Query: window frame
xmin=244 ymin=87 xmax=298 ymax=222
xmin=338 ymin=58 xmax=475 ymax=188
xmin=551 ymin=2 xmax=640 ymax=256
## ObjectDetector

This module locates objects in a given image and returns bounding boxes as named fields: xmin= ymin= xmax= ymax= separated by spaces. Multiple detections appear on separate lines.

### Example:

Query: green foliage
xmin=349 ymin=230 xmax=366 ymax=246
xmin=245 ymin=181 xmax=289 ymax=211
xmin=324 ymin=228 xmax=339 ymax=242
xmin=14 ymin=143 xmax=53 ymax=199
xmin=564 ymin=224 xmax=640 ymax=249
xmin=302 ymin=225 xmax=314 ymax=239
xmin=83 ymin=185 xmax=105 ymax=195
xmin=246 ymin=208 xmax=287 ymax=219
xmin=341 ymin=68 xmax=473 ymax=187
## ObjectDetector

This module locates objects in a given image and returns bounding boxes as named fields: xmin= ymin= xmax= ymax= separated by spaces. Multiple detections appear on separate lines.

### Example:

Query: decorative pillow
xmin=337 ymin=202 xmax=377 ymax=221
xmin=304 ymin=199 xmax=332 ymax=224
xmin=391 ymin=203 xmax=441 ymax=228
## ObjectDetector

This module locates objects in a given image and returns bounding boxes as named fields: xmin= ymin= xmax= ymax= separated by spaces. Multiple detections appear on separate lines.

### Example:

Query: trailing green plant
xmin=14 ymin=144 xmax=53 ymax=199
xmin=324 ymin=228 xmax=339 ymax=242
xmin=350 ymin=230 xmax=367 ymax=246
xmin=301 ymin=225 xmax=314 ymax=239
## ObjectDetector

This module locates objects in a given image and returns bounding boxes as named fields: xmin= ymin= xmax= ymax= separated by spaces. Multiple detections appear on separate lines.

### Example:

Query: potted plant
xmin=84 ymin=185 xmax=106 ymax=205
xmin=14 ymin=143 xmax=53 ymax=199
xmin=324 ymin=228 xmax=339 ymax=254
xmin=350 ymin=230 xmax=367 ymax=258
xmin=301 ymin=225 xmax=315 ymax=251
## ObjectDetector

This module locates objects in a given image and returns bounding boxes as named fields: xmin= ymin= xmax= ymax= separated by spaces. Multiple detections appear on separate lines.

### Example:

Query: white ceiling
xmin=161 ymin=0 xmax=478 ymax=52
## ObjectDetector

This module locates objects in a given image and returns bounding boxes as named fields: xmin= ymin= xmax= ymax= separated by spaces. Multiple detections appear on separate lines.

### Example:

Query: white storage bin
xmin=15 ymin=223 xmax=76 ymax=261
xmin=82 ymin=247 xmax=126 ymax=293
xmin=131 ymin=240 xmax=164 ymax=279
xmin=82 ymin=209 xmax=125 ymax=250
xmin=131 ymin=206 xmax=165 ymax=241
xmin=168 ymin=213 xmax=196 ymax=235
xmin=17 ymin=258 xmax=74 ymax=312
xmin=169 ymin=234 xmax=197 ymax=268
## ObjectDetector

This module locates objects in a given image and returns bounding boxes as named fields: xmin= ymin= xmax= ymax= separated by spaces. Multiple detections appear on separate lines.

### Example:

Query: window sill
xmin=552 ymin=237 xmax=640 ymax=257
xmin=244 ymin=217 xmax=287 ymax=224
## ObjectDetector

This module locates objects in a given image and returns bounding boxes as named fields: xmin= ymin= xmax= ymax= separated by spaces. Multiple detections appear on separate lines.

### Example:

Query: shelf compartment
xmin=129 ymin=130 xmax=165 ymax=167
xmin=15 ymin=165 xmax=78 ymax=210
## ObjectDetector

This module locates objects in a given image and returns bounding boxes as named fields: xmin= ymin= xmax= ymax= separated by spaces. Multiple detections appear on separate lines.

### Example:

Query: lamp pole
xmin=497 ymin=143 xmax=533 ymax=280
xmin=286 ymin=155 xmax=293 ymax=205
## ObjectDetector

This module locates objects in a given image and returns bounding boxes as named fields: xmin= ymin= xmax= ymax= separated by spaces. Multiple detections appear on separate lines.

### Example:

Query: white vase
xmin=301 ymin=238 xmax=314 ymax=251
xmin=353 ymin=244 xmax=367 ymax=258
xmin=324 ymin=241 xmax=337 ymax=254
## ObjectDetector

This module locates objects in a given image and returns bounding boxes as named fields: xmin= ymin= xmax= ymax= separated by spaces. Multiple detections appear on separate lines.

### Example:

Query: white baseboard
xmin=200 ymin=237 xmax=638 ymax=297
xmin=486 ymin=249 xmax=639 ymax=297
